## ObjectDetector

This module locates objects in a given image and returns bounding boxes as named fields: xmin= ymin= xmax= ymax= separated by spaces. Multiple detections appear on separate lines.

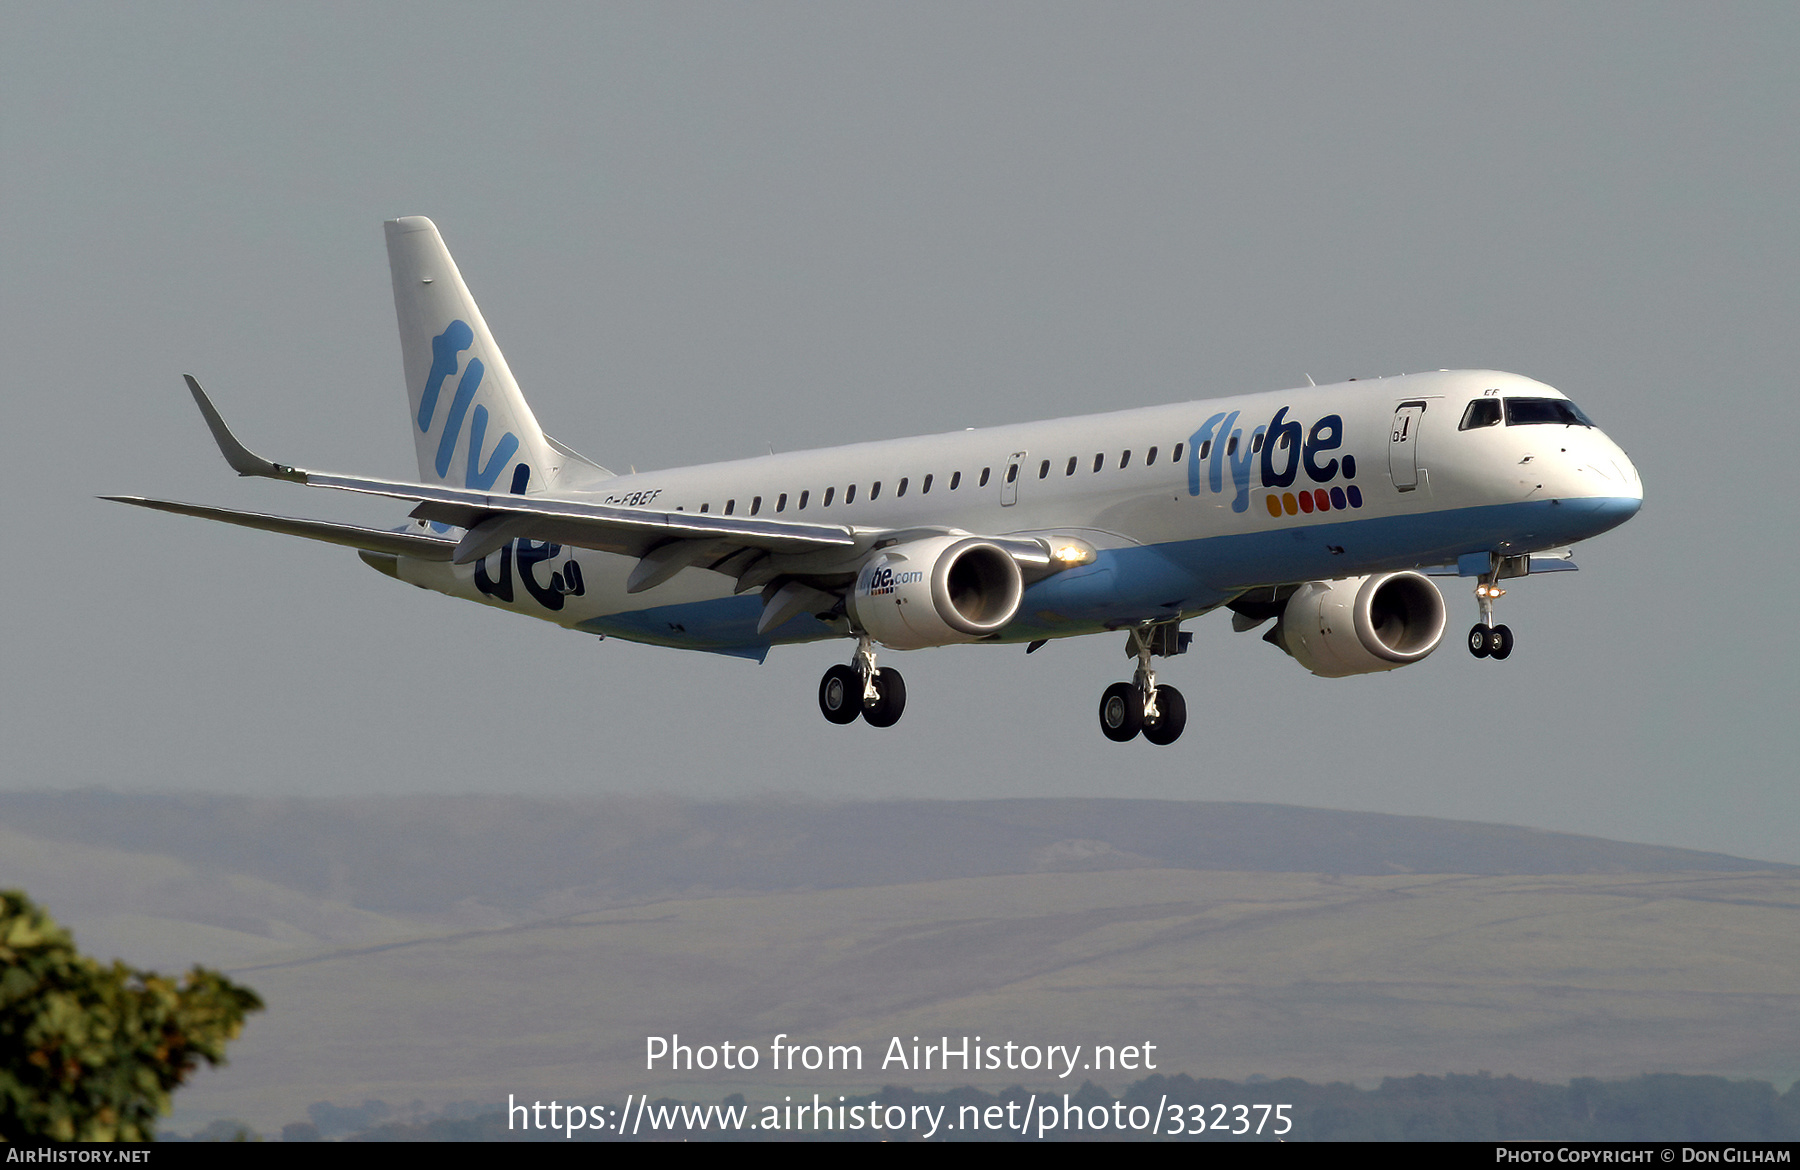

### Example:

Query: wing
xmin=102 ymin=496 xmax=458 ymax=560
xmin=137 ymin=378 xmax=1057 ymax=607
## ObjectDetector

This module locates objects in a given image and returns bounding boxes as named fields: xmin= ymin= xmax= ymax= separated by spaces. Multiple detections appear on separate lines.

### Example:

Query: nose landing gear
xmin=818 ymin=635 xmax=908 ymax=727
xmin=1097 ymin=625 xmax=1188 ymax=745
xmin=1467 ymin=574 xmax=1514 ymax=660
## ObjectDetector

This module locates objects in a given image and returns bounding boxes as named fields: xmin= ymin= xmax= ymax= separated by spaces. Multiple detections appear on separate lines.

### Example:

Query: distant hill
xmin=3 ymin=790 xmax=1795 ymax=1137
xmin=0 ymin=792 xmax=1783 ymax=916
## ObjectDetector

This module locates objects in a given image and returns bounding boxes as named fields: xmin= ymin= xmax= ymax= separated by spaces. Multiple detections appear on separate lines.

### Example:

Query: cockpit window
xmin=1459 ymin=399 xmax=1502 ymax=430
xmin=1504 ymin=398 xmax=1593 ymax=427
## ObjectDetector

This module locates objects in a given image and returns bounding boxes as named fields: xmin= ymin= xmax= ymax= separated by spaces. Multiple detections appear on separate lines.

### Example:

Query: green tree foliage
xmin=0 ymin=891 xmax=262 ymax=1141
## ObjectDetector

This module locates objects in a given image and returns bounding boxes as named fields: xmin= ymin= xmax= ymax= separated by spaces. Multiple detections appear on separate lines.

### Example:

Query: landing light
xmin=1051 ymin=540 xmax=1097 ymax=567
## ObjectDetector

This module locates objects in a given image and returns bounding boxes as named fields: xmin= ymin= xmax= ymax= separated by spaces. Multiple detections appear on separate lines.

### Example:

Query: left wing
xmin=124 ymin=379 xmax=1063 ymax=616
xmin=174 ymin=374 xmax=865 ymax=586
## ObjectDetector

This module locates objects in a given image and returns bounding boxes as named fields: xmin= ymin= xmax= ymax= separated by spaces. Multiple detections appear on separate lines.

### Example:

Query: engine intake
xmin=1271 ymin=571 xmax=1447 ymax=677
xmin=848 ymin=536 xmax=1024 ymax=650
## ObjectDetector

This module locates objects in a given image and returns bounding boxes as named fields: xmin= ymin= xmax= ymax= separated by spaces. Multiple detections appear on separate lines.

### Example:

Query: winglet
xmin=184 ymin=375 xmax=305 ymax=481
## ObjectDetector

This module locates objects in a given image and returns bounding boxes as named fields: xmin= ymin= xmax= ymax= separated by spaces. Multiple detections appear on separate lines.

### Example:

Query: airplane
xmin=110 ymin=217 xmax=1643 ymax=745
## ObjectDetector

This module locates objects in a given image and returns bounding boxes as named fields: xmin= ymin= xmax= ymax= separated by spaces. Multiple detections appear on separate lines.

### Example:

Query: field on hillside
xmin=4 ymin=796 xmax=1794 ymax=1136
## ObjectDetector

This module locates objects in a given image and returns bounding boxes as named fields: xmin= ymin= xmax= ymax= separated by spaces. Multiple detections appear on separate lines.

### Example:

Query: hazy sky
xmin=5 ymin=3 xmax=1796 ymax=862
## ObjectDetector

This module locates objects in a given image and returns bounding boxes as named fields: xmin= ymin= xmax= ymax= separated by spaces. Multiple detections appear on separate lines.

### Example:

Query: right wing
xmin=102 ymin=496 xmax=457 ymax=561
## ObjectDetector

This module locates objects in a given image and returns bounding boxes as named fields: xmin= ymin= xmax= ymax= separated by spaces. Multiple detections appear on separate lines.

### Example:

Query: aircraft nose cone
xmin=1591 ymin=431 xmax=1642 ymax=531
xmin=1602 ymin=434 xmax=1643 ymax=503
xmin=1548 ymin=428 xmax=1641 ymax=538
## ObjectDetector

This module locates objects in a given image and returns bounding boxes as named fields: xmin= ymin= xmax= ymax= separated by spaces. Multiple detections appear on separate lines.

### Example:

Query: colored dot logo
xmin=1266 ymin=485 xmax=1363 ymax=517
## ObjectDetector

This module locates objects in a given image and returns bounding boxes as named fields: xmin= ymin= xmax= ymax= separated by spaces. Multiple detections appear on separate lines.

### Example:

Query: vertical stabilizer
xmin=386 ymin=217 xmax=561 ymax=493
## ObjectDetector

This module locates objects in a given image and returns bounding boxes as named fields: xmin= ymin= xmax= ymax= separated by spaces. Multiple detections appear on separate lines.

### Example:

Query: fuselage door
xmin=1389 ymin=402 xmax=1426 ymax=491
xmin=1001 ymin=451 xmax=1026 ymax=506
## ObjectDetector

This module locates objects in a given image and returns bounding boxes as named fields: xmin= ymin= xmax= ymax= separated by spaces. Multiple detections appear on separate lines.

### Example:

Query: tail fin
xmin=386 ymin=217 xmax=602 ymax=493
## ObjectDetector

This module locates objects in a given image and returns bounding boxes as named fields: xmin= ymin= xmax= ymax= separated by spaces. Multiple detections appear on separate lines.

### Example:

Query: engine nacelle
xmin=1271 ymin=571 xmax=1447 ymax=677
xmin=847 ymin=536 xmax=1024 ymax=650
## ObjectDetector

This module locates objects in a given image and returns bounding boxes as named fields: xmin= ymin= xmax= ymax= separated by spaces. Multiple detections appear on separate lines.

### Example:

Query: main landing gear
xmin=819 ymin=635 xmax=907 ymax=728
xmin=1098 ymin=625 xmax=1187 ymax=745
xmin=1467 ymin=572 xmax=1514 ymax=660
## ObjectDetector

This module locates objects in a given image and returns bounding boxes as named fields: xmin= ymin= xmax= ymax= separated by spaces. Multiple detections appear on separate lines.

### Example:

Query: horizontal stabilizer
xmin=104 ymin=496 xmax=456 ymax=561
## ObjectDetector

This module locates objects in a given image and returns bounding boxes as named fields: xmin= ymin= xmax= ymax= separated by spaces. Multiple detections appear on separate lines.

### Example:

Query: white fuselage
xmin=395 ymin=369 xmax=1642 ymax=659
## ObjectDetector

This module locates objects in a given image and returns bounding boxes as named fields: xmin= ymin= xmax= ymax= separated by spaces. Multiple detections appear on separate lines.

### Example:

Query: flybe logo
xmin=474 ymin=539 xmax=586 ymax=611
xmin=864 ymin=566 xmax=924 ymax=597
xmin=1187 ymin=407 xmax=1362 ymax=514
xmin=417 ymin=320 xmax=531 ymax=493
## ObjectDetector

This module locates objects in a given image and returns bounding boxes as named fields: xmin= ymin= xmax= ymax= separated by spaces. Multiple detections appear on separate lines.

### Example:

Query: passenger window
xmin=1460 ymin=399 xmax=1502 ymax=430
xmin=1172 ymin=442 xmax=1184 ymax=461
xmin=1093 ymin=453 xmax=1104 ymax=472
xmin=1226 ymin=437 xmax=1237 ymax=456
xmin=869 ymin=481 xmax=881 ymax=500
xmin=750 ymin=496 xmax=761 ymax=515
xmin=845 ymin=484 xmax=857 ymax=504
xmin=1251 ymin=434 xmax=1263 ymax=453
xmin=1065 ymin=456 xmax=1077 ymax=476
xmin=1120 ymin=450 xmax=1131 ymax=469
xmin=724 ymin=499 xmax=735 ymax=515
xmin=798 ymin=490 xmax=809 ymax=509
xmin=897 ymin=477 xmax=908 ymax=497
xmin=1038 ymin=460 xmax=1050 ymax=479
xmin=922 ymin=474 xmax=933 ymax=494
xmin=776 ymin=493 xmax=787 ymax=512
xmin=700 ymin=503 xmax=710 ymax=513
xmin=976 ymin=468 xmax=987 ymax=487
xmin=1146 ymin=446 xmax=1158 ymax=465
xmin=822 ymin=487 xmax=834 ymax=506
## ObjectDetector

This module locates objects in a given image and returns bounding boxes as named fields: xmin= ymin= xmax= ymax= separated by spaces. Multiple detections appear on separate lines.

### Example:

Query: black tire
xmin=1489 ymin=624 xmax=1514 ymax=660
xmin=818 ymin=664 xmax=862 ymax=724
xmin=863 ymin=668 xmax=907 ymax=728
xmin=1098 ymin=682 xmax=1142 ymax=742
xmin=1141 ymin=685 xmax=1187 ymax=746
xmin=1468 ymin=624 xmax=1491 ymax=658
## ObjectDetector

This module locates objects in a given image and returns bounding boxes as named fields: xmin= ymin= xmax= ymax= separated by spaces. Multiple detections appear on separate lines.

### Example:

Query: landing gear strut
xmin=818 ymin=635 xmax=907 ymax=727
xmin=1097 ymin=625 xmax=1187 ymax=745
xmin=1467 ymin=570 xmax=1514 ymax=661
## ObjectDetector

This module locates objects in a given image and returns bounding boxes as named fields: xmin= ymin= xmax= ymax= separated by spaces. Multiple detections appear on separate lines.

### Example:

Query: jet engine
xmin=847 ymin=535 xmax=1024 ymax=650
xmin=1268 ymin=571 xmax=1447 ymax=677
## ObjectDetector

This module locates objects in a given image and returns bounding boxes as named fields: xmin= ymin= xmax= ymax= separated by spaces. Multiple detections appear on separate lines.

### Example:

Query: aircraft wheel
xmin=1489 ymin=624 xmax=1514 ymax=660
xmin=1099 ymin=682 xmax=1142 ymax=742
xmin=862 ymin=668 xmax=907 ymax=728
xmin=1141 ymin=685 xmax=1187 ymax=746
xmin=1467 ymin=624 xmax=1491 ymax=659
xmin=819 ymin=664 xmax=862 ymax=724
